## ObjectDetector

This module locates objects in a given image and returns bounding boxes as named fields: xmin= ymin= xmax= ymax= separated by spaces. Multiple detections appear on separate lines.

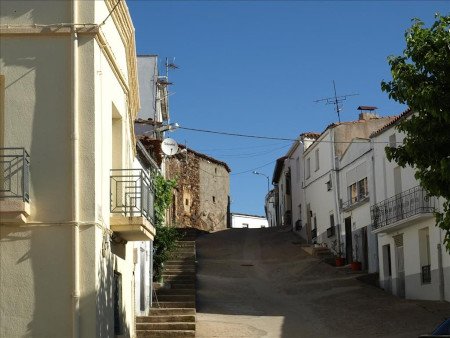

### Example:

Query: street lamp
xmin=252 ymin=171 xmax=270 ymax=193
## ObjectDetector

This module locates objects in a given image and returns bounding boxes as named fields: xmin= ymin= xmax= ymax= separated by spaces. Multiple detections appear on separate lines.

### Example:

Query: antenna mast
xmin=314 ymin=81 xmax=358 ymax=123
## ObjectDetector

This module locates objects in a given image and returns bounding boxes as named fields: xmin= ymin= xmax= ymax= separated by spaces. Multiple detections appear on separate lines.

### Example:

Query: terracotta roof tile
xmin=370 ymin=108 xmax=412 ymax=138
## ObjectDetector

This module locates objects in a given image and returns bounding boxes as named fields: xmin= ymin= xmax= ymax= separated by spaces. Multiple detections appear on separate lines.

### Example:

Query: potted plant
xmin=331 ymin=239 xmax=345 ymax=267
xmin=351 ymin=233 xmax=362 ymax=271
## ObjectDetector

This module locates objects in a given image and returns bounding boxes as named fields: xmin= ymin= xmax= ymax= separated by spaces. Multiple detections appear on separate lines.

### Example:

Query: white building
xmin=0 ymin=1 xmax=156 ymax=336
xmin=301 ymin=110 xmax=394 ymax=251
xmin=338 ymin=138 xmax=378 ymax=272
xmin=370 ymin=110 xmax=450 ymax=301
xmin=265 ymin=189 xmax=277 ymax=227
xmin=231 ymin=213 xmax=269 ymax=229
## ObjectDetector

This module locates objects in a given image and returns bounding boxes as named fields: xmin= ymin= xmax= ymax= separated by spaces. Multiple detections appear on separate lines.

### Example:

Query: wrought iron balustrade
xmin=371 ymin=185 xmax=436 ymax=231
xmin=0 ymin=148 xmax=30 ymax=202
xmin=110 ymin=169 xmax=155 ymax=224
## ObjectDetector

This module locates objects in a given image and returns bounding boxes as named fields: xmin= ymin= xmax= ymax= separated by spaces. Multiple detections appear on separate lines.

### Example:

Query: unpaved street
xmin=195 ymin=227 xmax=450 ymax=338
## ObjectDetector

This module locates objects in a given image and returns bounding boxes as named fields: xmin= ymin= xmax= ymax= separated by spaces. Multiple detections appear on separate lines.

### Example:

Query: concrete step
xmin=170 ymin=283 xmax=195 ymax=289
xmin=137 ymin=314 xmax=196 ymax=323
xmin=136 ymin=329 xmax=195 ymax=338
xmin=156 ymin=294 xmax=196 ymax=302
xmin=137 ymin=322 xmax=196 ymax=331
xmin=156 ymin=288 xmax=195 ymax=295
xmin=162 ymin=275 xmax=195 ymax=282
xmin=165 ymin=268 xmax=196 ymax=273
xmin=152 ymin=301 xmax=196 ymax=308
xmin=148 ymin=308 xmax=196 ymax=316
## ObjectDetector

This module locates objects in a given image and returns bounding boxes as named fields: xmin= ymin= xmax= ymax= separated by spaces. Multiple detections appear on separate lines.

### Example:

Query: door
xmin=345 ymin=217 xmax=353 ymax=263
xmin=362 ymin=227 xmax=368 ymax=270
xmin=140 ymin=248 xmax=146 ymax=312
xmin=394 ymin=234 xmax=405 ymax=298
xmin=306 ymin=204 xmax=312 ymax=243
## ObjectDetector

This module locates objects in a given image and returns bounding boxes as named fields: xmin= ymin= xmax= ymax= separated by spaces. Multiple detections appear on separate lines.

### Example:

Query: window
xmin=285 ymin=171 xmax=291 ymax=195
xmin=185 ymin=198 xmax=189 ymax=206
xmin=389 ymin=134 xmax=397 ymax=148
xmin=349 ymin=183 xmax=358 ymax=203
xmin=212 ymin=196 xmax=216 ymax=203
xmin=419 ymin=227 xmax=431 ymax=284
xmin=315 ymin=149 xmax=320 ymax=171
xmin=306 ymin=158 xmax=311 ymax=179
xmin=327 ymin=213 xmax=335 ymax=237
xmin=326 ymin=174 xmax=332 ymax=191
xmin=358 ymin=178 xmax=368 ymax=199
xmin=215 ymin=167 xmax=218 ymax=174
xmin=242 ymin=223 xmax=249 ymax=228
xmin=348 ymin=178 xmax=368 ymax=205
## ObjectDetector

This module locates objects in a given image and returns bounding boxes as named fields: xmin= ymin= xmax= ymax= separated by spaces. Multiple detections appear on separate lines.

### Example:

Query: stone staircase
xmin=136 ymin=237 xmax=197 ymax=338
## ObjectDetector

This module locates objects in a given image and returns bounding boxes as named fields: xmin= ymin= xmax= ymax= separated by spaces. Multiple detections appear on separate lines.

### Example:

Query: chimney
xmin=357 ymin=106 xmax=379 ymax=120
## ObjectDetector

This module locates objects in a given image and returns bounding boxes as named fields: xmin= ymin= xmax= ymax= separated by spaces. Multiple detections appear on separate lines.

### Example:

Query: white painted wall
xmin=0 ymin=0 xmax=143 ymax=336
xmin=372 ymin=125 xmax=450 ymax=301
xmin=232 ymin=214 xmax=269 ymax=229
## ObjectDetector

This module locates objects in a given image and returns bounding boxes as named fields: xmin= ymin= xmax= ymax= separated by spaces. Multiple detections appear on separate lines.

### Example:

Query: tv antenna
xmin=314 ymin=80 xmax=358 ymax=123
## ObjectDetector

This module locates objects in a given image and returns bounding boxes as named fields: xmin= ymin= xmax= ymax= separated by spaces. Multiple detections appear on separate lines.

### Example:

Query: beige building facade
xmin=0 ymin=1 xmax=155 ymax=337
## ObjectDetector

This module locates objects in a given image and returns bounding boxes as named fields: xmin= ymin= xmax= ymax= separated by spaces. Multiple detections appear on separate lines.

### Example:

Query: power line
xmin=179 ymin=126 xmax=403 ymax=145
xmin=101 ymin=0 xmax=122 ymax=26
xmin=179 ymin=126 xmax=297 ymax=141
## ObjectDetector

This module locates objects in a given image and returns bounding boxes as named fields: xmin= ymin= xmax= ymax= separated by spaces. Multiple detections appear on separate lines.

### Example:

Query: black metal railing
xmin=0 ymin=148 xmax=30 ymax=202
xmin=421 ymin=265 xmax=431 ymax=284
xmin=371 ymin=186 xmax=436 ymax=231
xmin=110 ymin=169 xmax=154 ymax=224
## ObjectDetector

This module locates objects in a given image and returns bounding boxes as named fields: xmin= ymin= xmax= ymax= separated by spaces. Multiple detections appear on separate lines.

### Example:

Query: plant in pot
xmin=330 ymin=239 xmax=345 ymax=267
xmin=351 ymin=233 xmax=362 ymax=271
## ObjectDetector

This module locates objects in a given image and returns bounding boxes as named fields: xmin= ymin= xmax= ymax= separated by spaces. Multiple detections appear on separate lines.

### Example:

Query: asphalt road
xmin=195 ymin=226 xmax=450 ymax=338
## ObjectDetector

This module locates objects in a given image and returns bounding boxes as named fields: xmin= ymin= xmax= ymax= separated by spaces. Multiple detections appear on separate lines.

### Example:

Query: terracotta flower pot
xmin=335 ymin=257 xmax=345 ymax=267
xmin=351 ymin=261 xmax=362 ymax=271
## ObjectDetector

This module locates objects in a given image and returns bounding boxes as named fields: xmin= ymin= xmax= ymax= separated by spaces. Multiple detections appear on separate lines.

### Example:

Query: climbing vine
xmin=152 ymin=173 xmax=180 ymax=281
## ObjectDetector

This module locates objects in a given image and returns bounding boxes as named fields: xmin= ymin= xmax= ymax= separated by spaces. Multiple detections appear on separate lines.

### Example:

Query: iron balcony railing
xmin=0 ymin=148 xmax=30 ymax=202
xmin=110 ymin=169 xmax=155 ymax=224
xmin=311 ymin=228 xmax=317 ymax=239
xmin=371 ymin=185 xmax=436 ymax=231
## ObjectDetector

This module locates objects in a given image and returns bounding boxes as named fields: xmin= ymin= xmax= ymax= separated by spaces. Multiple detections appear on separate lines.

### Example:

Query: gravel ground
xmin=195 ymin=226 xmax=450 ymax=338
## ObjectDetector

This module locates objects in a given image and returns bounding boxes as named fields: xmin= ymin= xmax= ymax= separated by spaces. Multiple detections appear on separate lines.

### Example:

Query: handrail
xmin=0 ymin=147 xmax=30 ymax=202
xmin=371 ymin=185 xmax=436 ymax=231
xmin=110 ymin=169 xmax=155 ymax=224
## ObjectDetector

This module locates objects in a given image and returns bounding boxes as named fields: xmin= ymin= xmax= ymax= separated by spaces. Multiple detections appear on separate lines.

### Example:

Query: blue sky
xmin=128 ymin=1 xmax=449 ymax=216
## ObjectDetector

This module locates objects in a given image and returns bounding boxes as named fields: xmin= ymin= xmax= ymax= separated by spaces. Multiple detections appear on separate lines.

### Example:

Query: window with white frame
xmin=389 ymin=134 xmax=397 ymax=148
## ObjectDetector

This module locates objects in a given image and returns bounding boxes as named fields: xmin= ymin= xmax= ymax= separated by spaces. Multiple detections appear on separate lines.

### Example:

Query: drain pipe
xmin=71 ymin=0 xmax=80 ymax=336
xmin=330 ymin=130 xmax=342 ymax=254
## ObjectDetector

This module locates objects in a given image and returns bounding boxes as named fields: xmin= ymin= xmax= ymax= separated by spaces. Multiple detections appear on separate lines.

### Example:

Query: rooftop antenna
xmin=314 ymin=80 xmax=358 ymax=123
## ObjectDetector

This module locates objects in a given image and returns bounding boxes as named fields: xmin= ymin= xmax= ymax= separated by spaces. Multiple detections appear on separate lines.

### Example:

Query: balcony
xmin=110 ymin=169 xmax=156 ymax=241
xmin=0 ymin=148 xmax=30 ymax=224
xmin=342 ymin=193 xmax=369 ymax=212
xmin=371 ymin=186 xmax=436 ymax=233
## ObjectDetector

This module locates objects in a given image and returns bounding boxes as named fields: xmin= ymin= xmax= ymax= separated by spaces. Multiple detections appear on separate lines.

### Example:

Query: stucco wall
xmin=199 ymin=160 xmax=229 ymax=231
xmin=231 ymin=214 xmax=268 ymax=228
xmin=0 ymin=1 xmax=140 ymax=336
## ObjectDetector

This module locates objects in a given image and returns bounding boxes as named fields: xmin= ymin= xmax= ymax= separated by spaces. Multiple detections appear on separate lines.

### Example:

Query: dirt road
xmin=195 ymin=227 xmax=449 ymax=338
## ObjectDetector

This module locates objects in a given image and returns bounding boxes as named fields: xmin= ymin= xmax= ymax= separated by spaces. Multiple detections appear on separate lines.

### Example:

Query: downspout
xmin=370 ymin=138 xmax=378 ymax=273
xmin=71 ymin=0 xmax=80 ymax=337
xmin=331 ymin=130 xmax=342 ymax=254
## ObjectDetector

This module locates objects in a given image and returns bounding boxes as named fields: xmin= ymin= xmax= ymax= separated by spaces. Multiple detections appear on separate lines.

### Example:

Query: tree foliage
xmin=153 ymin=173 xmax=180 ymax=280
xmin=381 ymin=14 xmax=450 ymax=251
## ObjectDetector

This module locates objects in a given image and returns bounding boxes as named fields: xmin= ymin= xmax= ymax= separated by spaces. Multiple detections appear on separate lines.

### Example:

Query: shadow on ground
xmin=195 ymin=227 xmax=449 ymax=338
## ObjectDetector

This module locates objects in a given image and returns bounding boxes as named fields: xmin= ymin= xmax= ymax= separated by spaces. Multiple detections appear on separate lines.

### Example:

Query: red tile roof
xmin=370 ymin=108 xmax=412 ymax=138
xmin=300 ymin=132 xmax=321 ymax=139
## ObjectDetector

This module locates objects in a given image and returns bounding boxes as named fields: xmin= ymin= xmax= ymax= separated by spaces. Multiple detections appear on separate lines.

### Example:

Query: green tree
xmin=152 ymin=174 xmax=180 ymax=281
xmin=381 ymin=14 xmax=450 ymax=251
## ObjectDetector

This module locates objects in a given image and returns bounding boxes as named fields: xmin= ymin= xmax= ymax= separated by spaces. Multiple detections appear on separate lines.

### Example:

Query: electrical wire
xmin=101 ymin=0 xmax=122 ymax=26
xmin=199 ymin=159 xmax=277 ymax=178
xmin=179 ymin=126 xmax=403 ymax=144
